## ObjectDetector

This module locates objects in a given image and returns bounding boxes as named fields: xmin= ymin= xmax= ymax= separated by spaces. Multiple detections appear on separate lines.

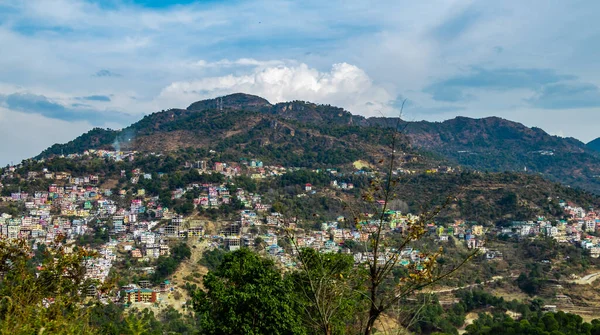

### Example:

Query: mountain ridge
xmin=35 ymin=93 xmax=600 ymax=193
xmin=587 ymin=137 xmax=600 ymax=153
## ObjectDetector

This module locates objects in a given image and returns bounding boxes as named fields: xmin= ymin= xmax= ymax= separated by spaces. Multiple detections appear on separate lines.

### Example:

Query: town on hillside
xmin=1 ymin=150 xmax=599 ymax=309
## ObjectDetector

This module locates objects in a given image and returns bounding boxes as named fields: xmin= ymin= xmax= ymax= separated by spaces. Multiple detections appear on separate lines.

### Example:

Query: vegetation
xmin=193 ymin=248 xmax=306 ymax=335
xmin=198 ymin=248 xmax=227 ymax=271
xmin=397 ymin=116 xmax=600 ymax=194
xmin=0 ymin=237 xmax=597 ymax=334
xmin=152 ymin=242 xmax=191 ymax=284
xmin=466 ymin=311 xmax=600 ymax=335
xmin=290 ymin=248 xmax=364 ymax=335
xmin=37 ymin=128 xmax=118 ymax=158
xmin=0 ymin=237 xmax=97 ymax=334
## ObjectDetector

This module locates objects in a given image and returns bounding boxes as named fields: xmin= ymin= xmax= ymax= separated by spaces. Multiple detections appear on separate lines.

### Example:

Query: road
xmin=565 ymin=271 xmax=600 ymax=285
xmin=425 ymin=276 xmax=515 ymax=294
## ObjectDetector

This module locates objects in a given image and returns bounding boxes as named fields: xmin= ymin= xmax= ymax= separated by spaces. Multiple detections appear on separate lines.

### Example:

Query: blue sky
xmin=1 ymin=0 xmax=600 ymax=165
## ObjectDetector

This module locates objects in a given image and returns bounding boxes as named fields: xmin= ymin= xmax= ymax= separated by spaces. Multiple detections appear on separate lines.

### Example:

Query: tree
xmin=0 ymin=237 xmax=97 ymax=334
xmin=193 ymin=248 xmax=305 ymax=335
xmin=0 ymin=236 xmax=167 ymax=334
xmin=122 ymin=308 xmax=162 ymax=335
xmin=349 ymin=102 xmax=473 ymax=335
xmin=199 ymin=248 xmax=227 ymax=271
xmin=289 ymin=248 xmax=363 ymax=335
xmin=280 ymin=102 xmax=474 ymax=335
xmin=152 ymin=256 xmax=178 ymax=284
xmin=158 ymin=306 xmax=196 ymax=334
xmin=171 ymin=242 xmax=192 ymax=261
xmin=175 ymin=201 xmax=194 ymax=215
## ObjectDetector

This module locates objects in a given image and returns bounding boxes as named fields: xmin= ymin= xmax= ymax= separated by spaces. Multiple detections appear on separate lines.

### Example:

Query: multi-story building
xmin=125 ymin=289 xmax=158 ymax=303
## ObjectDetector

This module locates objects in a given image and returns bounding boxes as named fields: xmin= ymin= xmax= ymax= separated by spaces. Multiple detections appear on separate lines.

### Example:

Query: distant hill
xmin=36 ymin=93 xmax=600 ymax=193
xmin=393 ymin=116 xmax=600 ymax=193
xmin=587 ymin=137 xmax=600 ymax=153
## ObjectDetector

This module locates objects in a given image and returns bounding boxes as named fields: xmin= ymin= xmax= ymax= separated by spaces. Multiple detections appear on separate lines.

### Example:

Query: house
xmin=545 ymin=226 xmax=559 ymax=237
xmin=126 ymin=289 xmax=158 ymax=303
xmin=486 ymin=250 xmax=503 ymax=260
xmin=590 ymin=247 xmax=600 ymax=258
xmin=305 ymin=183 xmax=312 ymax=191
xmin=160 ymin=280 xmax=171 ymax=293
xmin=86 ymin=285 xmax=98 ymax=298
xmin=131 ymin=249 xmax=143 ymax=258
xmin=472 ymin=225 xmax=484 ymax=236
xmin=224 ymin=237 xmax=241 ymax=251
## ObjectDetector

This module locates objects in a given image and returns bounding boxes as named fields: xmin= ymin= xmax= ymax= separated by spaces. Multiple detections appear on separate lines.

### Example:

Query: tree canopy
xmin=193 ymin=248 xmax=306 ymax=335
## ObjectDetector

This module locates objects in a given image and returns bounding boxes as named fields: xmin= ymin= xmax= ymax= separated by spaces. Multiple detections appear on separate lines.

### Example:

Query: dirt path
xmin=565 ymin=271 xmax=600 ymax=285
xmin=458 ymin=312 xmax=480 ymax=334
xmin=426 ymin=275 xmax=515 ymax=294
xmin=146 ymin=239 xmax=210 ymax=314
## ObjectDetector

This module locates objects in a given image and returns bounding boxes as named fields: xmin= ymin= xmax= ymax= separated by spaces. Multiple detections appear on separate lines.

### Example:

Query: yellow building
xmin=472 ymin=225 xmax=484 ymax=236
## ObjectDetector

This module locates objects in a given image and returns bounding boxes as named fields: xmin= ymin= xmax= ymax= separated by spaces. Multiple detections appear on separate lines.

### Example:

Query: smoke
xmin=112 ymin=138 xmax=121 ymax=152
xmin=112 ymin=128 xmax=136 ymax=151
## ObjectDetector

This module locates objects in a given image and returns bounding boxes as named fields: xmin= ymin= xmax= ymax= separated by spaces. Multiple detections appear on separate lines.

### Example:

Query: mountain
xmin=393 ymin=116 xmax=600 ymax=193
xmin=587 ymin=137 xmax=600 ymax=153
xmin=36 ymin=94 xmax=418 ymax=168
xmin=36 ymin=93 xmax=600 ymax=193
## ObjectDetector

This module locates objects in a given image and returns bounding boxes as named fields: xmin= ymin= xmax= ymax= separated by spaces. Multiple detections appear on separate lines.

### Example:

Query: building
xmin=224 ymin=236 xmax=241 ymax=251
xmin=126 ymin=289 xmax=158 ymax=303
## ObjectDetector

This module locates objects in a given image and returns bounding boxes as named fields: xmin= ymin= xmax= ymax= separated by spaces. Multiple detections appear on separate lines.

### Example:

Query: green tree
xmin=0 ymin=238 xmax=96 ymax=334
xmin=172 ymin=242 xmax=192 ymax=261
xmin=193 ymin=248 xmax=305 ymax=335
xmin=199 ymin=248 xmax=227 ymax=271
xmin=152 ymin=256 xmax=178 ymax=284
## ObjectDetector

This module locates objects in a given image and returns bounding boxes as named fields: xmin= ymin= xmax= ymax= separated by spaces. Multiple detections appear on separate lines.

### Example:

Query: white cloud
xmin=190 ymin=58 xmax=288 ymax=69
xmin=158 ymin=61 xmax=397 ymax=116
xmin=1 ymin=0 xmax=600 ymax=165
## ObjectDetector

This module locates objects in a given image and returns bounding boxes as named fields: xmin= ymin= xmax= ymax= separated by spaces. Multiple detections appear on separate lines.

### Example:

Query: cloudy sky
xmin=1 ymin=0 xmax=600 ymax=165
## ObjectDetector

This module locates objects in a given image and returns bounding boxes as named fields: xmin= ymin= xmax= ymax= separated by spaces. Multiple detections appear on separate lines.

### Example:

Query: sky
xmin=1 ymin=0 xmax=600 ymax=165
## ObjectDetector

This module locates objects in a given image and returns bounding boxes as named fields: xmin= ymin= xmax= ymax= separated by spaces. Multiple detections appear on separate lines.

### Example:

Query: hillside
xmin=381 ymin=116 xmax=600 ymax=193
xmin=393 ymin=171 xmax=600 ymax=224
xmin=36 ymin=94 xmax=417 ymax=168
xmin=260 ymin=169 xmax=600 ymax=225
xmin=36 ymin=93 xmax=600 ymax=193
xmin=587 ymin=137 xmax=600 ymax=153
xmin=40 ymin=128 xmax=119 ymax=157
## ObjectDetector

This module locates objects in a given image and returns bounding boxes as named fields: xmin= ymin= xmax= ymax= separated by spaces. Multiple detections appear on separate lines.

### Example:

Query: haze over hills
xmin=37 ymin=93 xmax=600 ymax=193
